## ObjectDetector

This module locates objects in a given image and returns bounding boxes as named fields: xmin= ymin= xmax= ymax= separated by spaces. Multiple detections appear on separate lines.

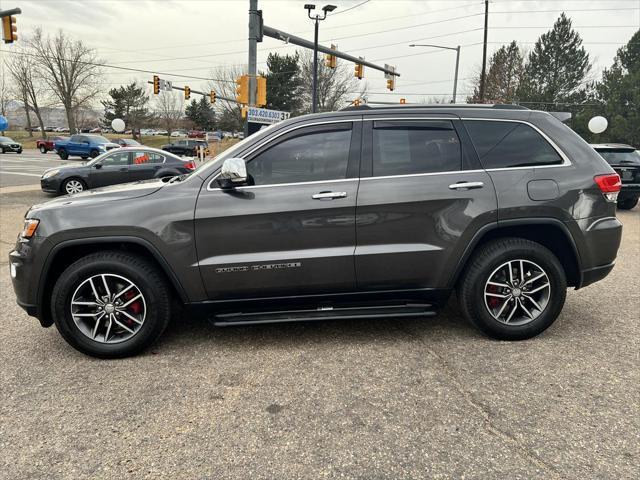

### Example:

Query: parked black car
xmin=11 ymin=105 xmax=622 ymax=358
xmin=162 ymin=139 xmax=209 ymax=156
xmin=592 ymin=144 xmax=639 ymax=210
xmin=113 ymin=138 xmax=141 ymax=147
xmin=40 ymin=147 xmax=195 ymax=195
xmin=0 ymin=136 xmax=23 ymax=154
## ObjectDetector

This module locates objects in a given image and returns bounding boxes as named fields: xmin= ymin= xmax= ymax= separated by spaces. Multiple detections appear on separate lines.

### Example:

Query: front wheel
xmin=457 ymin=238 xmax=567 ymax=340
xmin=61 ymin=177 xmax=86 ymax=195
xmin=40 ymin=145 xmax=48 ymax=154
xmin=89 ymin=149 xmax=100 ymax=158
xmin=58 ymin=148 xmax=68 ymax=160
xmin=51 ymin=251 xmax=172 ymax=358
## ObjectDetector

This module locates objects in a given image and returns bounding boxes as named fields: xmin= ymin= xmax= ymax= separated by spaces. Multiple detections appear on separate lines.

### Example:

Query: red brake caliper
xmin=486 ymin=284 xmax=500 ymax=308
xmin=123 ymin=290 xmax=142 ymax=325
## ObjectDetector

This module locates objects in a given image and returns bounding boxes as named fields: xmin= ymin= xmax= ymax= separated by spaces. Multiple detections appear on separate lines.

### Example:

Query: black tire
xmin=17 ymin=149 xmax=22 ymax=154
xmin=40 ymin=145 xmax=47 ymax=154
xmin=61 ymin=177 xmax=87 ymax=195
xmin=81 ymin=156 xmax=89 ymax=160
xmin=89 ymin=149 xmax=100 ymax=158
xmin=1 ymin=147 xmax=5 ymax=154
xmin=51 ymin=251 xmax=172 ymax=358
xmin=617 ymin=195 xmax=639 ymax=210
xmin=58 ymin=148 xmax=68 ymax=160
xmin=457 ymin=237 xmax=567 ymax=340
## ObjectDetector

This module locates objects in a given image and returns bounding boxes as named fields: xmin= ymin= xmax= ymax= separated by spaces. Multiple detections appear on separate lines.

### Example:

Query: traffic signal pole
xmin=312 ymin=17 xmax=319 ymax=113
xmin=247 ymin=0 xmax=259 ymax=135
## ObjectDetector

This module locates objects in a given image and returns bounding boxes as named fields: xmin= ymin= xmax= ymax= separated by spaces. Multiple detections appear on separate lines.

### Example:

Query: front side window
xmin=464 ymin=120 xmax=562 ymax=169
xmin=70 ymin=135 xmax=82 ymax=143
xmin=99 ymin=151 xmax=130 ymax=166
xmin=372 ymin=120 xmax=461 ymax=176
xmin=246 ymin=125 xmax=352 ymax=185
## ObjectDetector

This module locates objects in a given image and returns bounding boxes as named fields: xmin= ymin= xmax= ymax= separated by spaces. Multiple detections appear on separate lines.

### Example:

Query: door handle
xmin=119 ymin=167 xmax=128 ymax=171
xmin=312 ymin=191 xmax=347 ymax=200
xmin=448 ymin=181 xmax=484 ymax=190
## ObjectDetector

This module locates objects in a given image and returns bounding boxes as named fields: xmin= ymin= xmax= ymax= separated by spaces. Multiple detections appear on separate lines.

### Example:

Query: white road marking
xmin=0 ymin=170 xmax=42 ymax=177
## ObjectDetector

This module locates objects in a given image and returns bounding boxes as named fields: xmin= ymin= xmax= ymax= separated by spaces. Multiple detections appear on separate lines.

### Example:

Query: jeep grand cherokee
xmin=9 ymin=105 xmax=622 ymax=358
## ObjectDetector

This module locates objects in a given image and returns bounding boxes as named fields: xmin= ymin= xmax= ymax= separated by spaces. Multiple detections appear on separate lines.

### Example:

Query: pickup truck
xmin=36 ymin=136 xmax=67 ymax=154
xmin=54 ymin=134 xmax=120 ymax=160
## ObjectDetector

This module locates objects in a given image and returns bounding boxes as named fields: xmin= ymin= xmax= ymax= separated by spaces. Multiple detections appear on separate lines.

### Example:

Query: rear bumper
xmin=619 ymin=184 xmax=640 ymax=194
xmin=571 ymin=216 xmax=622 ymax=289
xmin=580 ymin=262 xmax=616 ymax=289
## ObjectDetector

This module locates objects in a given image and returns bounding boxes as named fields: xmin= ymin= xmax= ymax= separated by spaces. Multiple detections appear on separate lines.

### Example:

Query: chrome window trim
xmin=206 ymin=119 xmax=358 ymax=191
xmin=209 ymin=177 xmax=358 ymax=191
xmin=460 ymin=117 xmax=572 ymax=169
xmin=361 ymin=169 xmax=486 ymax=182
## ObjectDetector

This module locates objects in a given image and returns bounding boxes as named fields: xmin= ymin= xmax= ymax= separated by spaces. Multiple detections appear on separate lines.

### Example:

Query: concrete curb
xmin=0 ymin=184 xmax=43 ymax=194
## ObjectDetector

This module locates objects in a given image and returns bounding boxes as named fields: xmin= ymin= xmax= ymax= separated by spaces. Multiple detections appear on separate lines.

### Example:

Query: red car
xmin=188 ymin=130 xmax=205 ymax=138
xmin=36 ymin=136 xmax=67 ymax=154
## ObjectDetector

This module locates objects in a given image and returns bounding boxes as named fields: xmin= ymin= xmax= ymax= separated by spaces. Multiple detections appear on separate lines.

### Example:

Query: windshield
xmin=192 ymin=123 xmax=281 ymax=177
xmin=88 ymin=135 xmax=111 ymax=144
xmin=0 ymin=136 xmax=14 ymax=142
xmin=597 ymin=149 xmax=640 ymax=166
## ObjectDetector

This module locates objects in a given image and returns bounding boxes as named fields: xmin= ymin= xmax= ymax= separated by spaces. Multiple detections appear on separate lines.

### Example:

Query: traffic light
xmin=386 ymin=77 xmax=395 ymax=91
xmin=241 ymin=106 xmax=248 ymax=119
xmin=256 ymin=76 xmax=267 ymax=107
xmin=325 ymin=44 xmax=337 ymax=69
xmin=353 ymin=99 xmax=361 ymax=107
xmin=210 ymin=90 xmax=216 ymax=104
xmin=236 ymin=75 xmax=249 ymax=105
xmin=184 ymin=86 xmax=191 ymax=100
xmin=153 ymin=75 xmax=160 ymax=95
xmin=354 ymin=61 xmax=364 ymax=80
xmin=2 ymin=15 xmax=17 ymax=44
xmin=399 ymin=98 xmax=406 ymax=104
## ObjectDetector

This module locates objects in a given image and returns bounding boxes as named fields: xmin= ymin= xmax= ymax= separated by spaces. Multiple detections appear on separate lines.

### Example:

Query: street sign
xmin=247 ymin=107 xmax=290 ymax=125
xmin=158 ymin=78 xmax=172 ymax=92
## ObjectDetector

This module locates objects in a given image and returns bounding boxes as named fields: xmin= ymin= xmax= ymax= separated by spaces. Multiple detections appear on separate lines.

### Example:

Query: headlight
xmin=21 ymin=219 xmax=40 ymax=239
xmin=98 ymin=145 xmax=106 ymax=150
xmin=42 ymin=169 xmax=59 ymax=179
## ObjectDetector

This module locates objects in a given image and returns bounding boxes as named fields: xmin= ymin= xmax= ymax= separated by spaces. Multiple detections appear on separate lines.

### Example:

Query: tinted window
xmin=70 ymin=135 xmax=82 ymax=142
xmin=87 ymin=135 xmax=110 ymax=144
xmin=132 ymin=151 xmax=165 ymax=164
xmin=465 ymin=120 xmax=562 ymax=169
xmin=100 ymin=151 xmax=130 ymax=166
xmin=0 ymin=136 xmax=13 ymax=142
xmin=372 ymin=121 xmax=461 ymax=176
xmin=596 ymin=149 xmax=640 ymax=166
xmin=247 ymin=126 xmax=352 ymax=185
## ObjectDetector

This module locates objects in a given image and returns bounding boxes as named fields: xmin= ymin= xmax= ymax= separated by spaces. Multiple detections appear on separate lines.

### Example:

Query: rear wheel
xmin=51 ymin=251 xmax=171 ymax=358
xmin=40 ymin=145 xmax=47 ymax=154
xmin=58 ymin=148 xmax=68 ymax=160
xmin=458 ymin=238 xmax=566 ymax=340
xmin=617 ymin=195 xmax=639 ymax=210
xmin=62 ymin=177 xmax=86 ymax=195
xmin=90 ymin=149 xmax=100 ymax=158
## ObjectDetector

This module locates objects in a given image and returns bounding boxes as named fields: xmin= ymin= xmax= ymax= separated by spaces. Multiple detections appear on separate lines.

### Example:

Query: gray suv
xmin=10 ymin=105 xmax=623 ymax=358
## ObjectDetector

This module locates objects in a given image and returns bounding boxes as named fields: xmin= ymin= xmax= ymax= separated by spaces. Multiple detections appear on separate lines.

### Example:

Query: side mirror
xmin=218 ymin=157 xmax=247 ymax=188
xmin=94 ymin=163 xmax=102 ymax=169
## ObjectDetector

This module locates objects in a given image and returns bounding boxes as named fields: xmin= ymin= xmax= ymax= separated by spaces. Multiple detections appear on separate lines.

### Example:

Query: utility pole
xmin=312 ymin=17 xmax=319 ymax=113
xmin=247 ymin=0 xmax=259 ymax=135
xmin=453 ymin=46 xmax=460 ymax=103
xmin=479 ymin=0 xmax=489 ymax=103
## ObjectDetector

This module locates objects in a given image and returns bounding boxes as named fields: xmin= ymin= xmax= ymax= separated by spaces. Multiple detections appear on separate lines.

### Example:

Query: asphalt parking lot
xmin=0 ymin=187 xmax=638 ymax=479
xmin=0 ymin=149 xmax=72 ymax=188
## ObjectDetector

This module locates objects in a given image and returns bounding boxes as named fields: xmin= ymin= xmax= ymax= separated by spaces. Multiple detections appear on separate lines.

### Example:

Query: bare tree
xmin=0 ymin=63 xmax=12 ymax=134
xmin=153 ymin=91 xmax=184 ymax=139
xmin=298 ymin=50 xmax=368 ymax=112
xmin=206 ymin=65 xmax=246 ymax=131
xmin=6 ymin=45 xmax=47 ymax=137
xmin=29 ymin=27 xmax=102 ymax=134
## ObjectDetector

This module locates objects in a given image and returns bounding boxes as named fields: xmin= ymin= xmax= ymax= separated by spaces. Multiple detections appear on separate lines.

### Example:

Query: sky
xmin=2 ymin=0 xmax=639 ymax=108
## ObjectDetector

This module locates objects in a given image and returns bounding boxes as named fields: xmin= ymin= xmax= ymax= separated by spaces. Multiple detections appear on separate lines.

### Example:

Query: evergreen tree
xmin=185 ymin=96 xmax=215 ymax=130
xmin=468 ymin=41 xmax=525 ymax=103
xmin=263 ymin=52 xmax=303 ymax=114
xmin=101 ymin=82 xmax=150 ymax=139
xmin=517 ymin=13 xmax=591 ymax=108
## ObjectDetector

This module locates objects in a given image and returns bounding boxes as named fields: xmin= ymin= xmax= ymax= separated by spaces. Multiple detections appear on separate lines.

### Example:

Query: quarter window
xmin=247 ymin=125 xmax=352 ymax=185
xmin=464 ymin=120 xmax=562 ymax=169
xmin=372 ymin=120 xmax=461 ymax=176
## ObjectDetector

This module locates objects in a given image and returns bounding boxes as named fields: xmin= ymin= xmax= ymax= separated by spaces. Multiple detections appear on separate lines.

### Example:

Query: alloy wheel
xmin=70 ymin=273 xmax=147 ymax=343
xmin=65 ymin=180 xmax=84 ymax=194
xmin=484 ymin=259 xmax=551 ymax=326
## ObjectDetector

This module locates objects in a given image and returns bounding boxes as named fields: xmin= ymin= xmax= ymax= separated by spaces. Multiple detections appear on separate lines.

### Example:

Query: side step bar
xmin=211 ymin=303 xmax=436 ymax=326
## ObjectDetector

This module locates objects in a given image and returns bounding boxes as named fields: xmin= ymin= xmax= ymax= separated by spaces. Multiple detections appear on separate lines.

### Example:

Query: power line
xmin=329 ymin=0 xmax=371 ymax=16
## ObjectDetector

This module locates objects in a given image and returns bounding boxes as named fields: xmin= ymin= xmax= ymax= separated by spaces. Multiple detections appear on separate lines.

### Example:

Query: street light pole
xmin=409 ymin=43 xmax=461 ymax=103
xmin=305 ymin=4 xmax=336 ymax=113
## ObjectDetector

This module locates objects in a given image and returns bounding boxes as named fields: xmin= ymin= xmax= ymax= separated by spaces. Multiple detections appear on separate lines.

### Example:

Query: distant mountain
xmin=4 ymin=103 xmax=102 ymax=130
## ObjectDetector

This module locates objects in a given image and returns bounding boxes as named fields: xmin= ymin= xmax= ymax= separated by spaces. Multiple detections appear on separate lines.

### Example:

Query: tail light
xmin=594 ymin=173 xmax=621 ymax=202
xmin=183 ymin=161 xmax=196 ymax=170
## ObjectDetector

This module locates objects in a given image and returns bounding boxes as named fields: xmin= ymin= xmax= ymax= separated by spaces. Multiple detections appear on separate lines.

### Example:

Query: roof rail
xmin=339 ymin=103 xmax=529 ymax=111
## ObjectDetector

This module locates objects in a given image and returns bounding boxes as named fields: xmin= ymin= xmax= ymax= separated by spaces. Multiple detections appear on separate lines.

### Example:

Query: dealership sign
xmin=247 ymin=107 xmax=291 ymax=125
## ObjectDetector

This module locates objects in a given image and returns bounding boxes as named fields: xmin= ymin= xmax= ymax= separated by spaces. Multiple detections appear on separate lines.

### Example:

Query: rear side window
xmin=133 ymin=151 xmax=166 ymax=164
xmin=464 ymin=120 xmax=562 ymax=169
xmin=372 ymin=120 xmax=461 ymax=176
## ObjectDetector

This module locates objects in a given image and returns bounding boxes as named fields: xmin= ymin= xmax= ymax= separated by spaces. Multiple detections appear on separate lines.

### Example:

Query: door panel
xmin=129 ymin=151 xmax=165 ymax=181
xmin=355 ymin=118 xmax=497 ymax=290
xmin=195 ymin=180 xmax=358 ymax=299
xmin=194 ymin=120 xmax=361 ymax=300
xmin=88 ymin=151 xmax=131 ymax=188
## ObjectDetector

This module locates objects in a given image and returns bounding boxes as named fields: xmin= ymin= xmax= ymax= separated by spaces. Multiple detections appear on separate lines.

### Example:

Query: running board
xmin=211 ymin=303 xmax=436 ymax=326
